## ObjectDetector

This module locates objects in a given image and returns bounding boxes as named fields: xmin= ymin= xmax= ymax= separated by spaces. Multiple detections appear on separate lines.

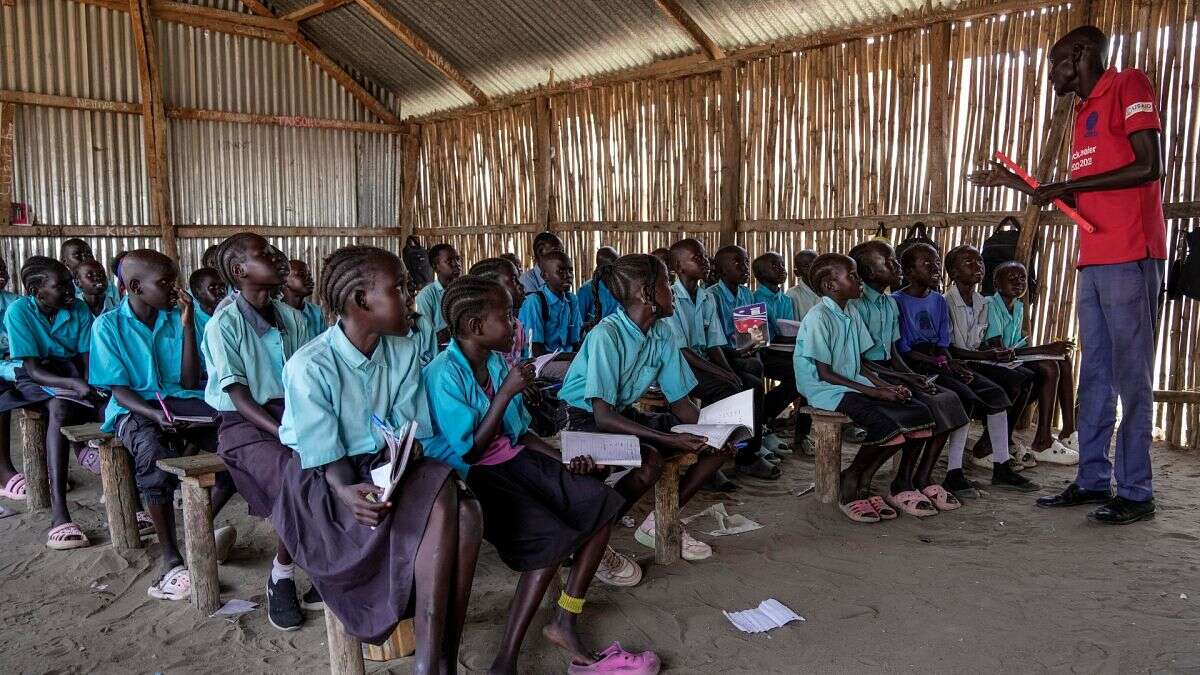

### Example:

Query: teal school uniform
xmin=984 ymin=295 xmax=1026 ymax=349
xmin=202 ymin=295 xmax=310 ymax=411
xmin=577 ymin=279 xmax=620 ymax=325
xmin=559 ymin=309 xmax=697 ymax=412
xmin=710 ymin=281 xmax=756 ymax=343
xmin=793 ymin=297 xmax=875 ymax=411
xmin=301 ymin=301 xmax=326 ymax=340
xmin=408 ymin=312 xmax=439 ymax=367
xmin=519 ymin=286 xmax=582 ymax=353
xmin=665 ymin=280 xmax=726 ymax=355
xmin=786 ymin=281 xmax=820 ymax=319
xmin=0 ymin=291 xmax=23 ymax=380
xmin=88 ymin=298 xmax=204 ymax=432
xmin=279 ymin=325 xmax=430 ymax=469
xmin=415 ymin=279 xmax=447 ymax=333
xmin=422 ymin=340 xmax=531 ymax=478
xmin=4 ymin=295 xmax=93 ymax=360
xmin=752 ymin=286 xmax=795 ymax=337
xmin=849 ymin=285 xmax=901 ymax=361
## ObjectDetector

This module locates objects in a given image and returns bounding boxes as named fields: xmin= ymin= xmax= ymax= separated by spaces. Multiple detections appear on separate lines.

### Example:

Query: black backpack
xmin=980 ymin=217 xmax=1038 ymax=301
xmin=402 ymin=236 xmax=434 ymax=288
xmin=1167 ymin=228 xmax=1200 ymax=301
xmin=895 ymin=221 xmax=940 ymax=287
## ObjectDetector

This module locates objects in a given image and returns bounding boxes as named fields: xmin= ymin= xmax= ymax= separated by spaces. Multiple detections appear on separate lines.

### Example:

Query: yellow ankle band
xmin=557 ymin=592 xmax=585 ymax=614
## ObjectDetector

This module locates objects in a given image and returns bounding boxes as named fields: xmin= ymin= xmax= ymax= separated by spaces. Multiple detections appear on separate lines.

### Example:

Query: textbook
xmin=559 ymin=431 xmax=642 ymax=467
xmin=768 ymin=318 xmax=800 ymax=352
xmin=40 ymin=386 xmax=99 ymax=408
xmin=369 ymin=417 xmax=420 ymax=504
xmin=732 ymin=302 xmax=769 ymax=350
xmin=532 ymin=349 xmax=561 ymax=377
xmin=967 ymin=354 xmax=1066 ymax=369
xmin=670 ymin=389 xmax=755 ymax=450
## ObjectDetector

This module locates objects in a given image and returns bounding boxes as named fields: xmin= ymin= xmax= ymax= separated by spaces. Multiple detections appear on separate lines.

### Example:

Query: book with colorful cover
xmin=732 ymin=302 xmax=769 ymax=350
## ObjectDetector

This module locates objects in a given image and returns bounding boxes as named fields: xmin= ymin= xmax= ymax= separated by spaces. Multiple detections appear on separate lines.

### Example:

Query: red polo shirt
xmin=1069 ymin=67 xmax=1167 ymax=267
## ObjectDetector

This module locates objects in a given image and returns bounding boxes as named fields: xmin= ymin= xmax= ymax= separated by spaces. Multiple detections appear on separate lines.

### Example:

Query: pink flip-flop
xmin=884 ymin=490 xmax=937 ymax=518
xmin=921 ymin=485 xmax=961 ymax=511
xmin=867 ymin=495 xmax=898 ymax=520
xmin=838 ymin=499 xmax=881 ymax=523
xmin=567 ymin=642 xmax=661 ymax=674
xmin=76 ymin=447 xmax=101 ymax=475
xmin=46 ymin=522 xmax=92 ymax=550
xmin=0 ymin=473 xmax=28 ymax=501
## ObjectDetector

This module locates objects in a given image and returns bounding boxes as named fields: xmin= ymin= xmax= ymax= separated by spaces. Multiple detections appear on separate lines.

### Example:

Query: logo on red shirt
xmin=1084 ymin=111 xmax=1100 ymax=137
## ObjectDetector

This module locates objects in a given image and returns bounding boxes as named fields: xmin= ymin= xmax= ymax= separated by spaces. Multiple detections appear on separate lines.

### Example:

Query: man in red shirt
xmin=969 ymin=26 xmax=1165 ymax=525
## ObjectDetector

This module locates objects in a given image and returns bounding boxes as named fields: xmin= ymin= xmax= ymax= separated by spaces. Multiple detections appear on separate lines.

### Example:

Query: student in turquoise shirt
xmin=75 ymin=260 xmax=117 ymax=317
xmin=202 ymin=290 xmax=309 ymax=411
xmin=577 ymin=245 xmax=620 ymax=330
xmin=751 ymin=251 xmax=796 ymax=337
xmin=0 ymin=259 xmax=30 ymax=503
xmin=272 ymin=245 xmax=480 ymax=656
xmin=280 ymin=259 xmax=326 ymax=341
xmin=709 ymin=247 xmax=757 ymax=342
xmin=415 ymin=243 xmax=463 ymax=344
xmin=188 ymin=267 xmax=228 ymax=353
xmin=89 ymin=250 xmax=232 ymax=600
xmin=518 ymin=251 xmax=582 ymax=378
xmin=561 ymin=254 xmax=726 ymax=563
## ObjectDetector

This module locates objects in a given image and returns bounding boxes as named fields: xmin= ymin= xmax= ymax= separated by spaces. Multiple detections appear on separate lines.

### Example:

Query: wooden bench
xmin=633 ymin=389 xmax=702 ymax=564
xmin=157 ymin=453 xmax=228 ymax=615
xmin=325 ymin=612 xmax=416 ymax=674
xmin=15 ymin=409 xmax=49 ymax=512
xmin=61 ymin=423 xmax=142 ymax=550
xmin=799 ymin=406 xmax=850 ymax=506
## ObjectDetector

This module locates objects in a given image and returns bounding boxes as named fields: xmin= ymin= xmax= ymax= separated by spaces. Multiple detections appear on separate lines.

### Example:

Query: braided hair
xmin=212 ymin=232 xmax=264 ymax=289
xmin=593 ymin=253 xmax=666 ymax=315
xmin=21 ymin=256 xmax=70 ymax=295
xmin=441 ymin=275 xmax=507 ymax=337
xmin=807 ymin=253 xmax=854 ymax=296
xmin=320 ymin=245 xmax=404 ymax=316
xmin=468 ymin=257 xmax=519 ymax=280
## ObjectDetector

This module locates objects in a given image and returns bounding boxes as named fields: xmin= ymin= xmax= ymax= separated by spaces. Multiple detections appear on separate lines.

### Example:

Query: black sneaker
xmin=942 ymin=469 xmax=979 ymax=500
xmin=1088 ymin=496 xmax=1155 ymax=525
xmin=300 ymin=585 xmax=325 ymax=611
xmin=267 ymin=577 xmax=304 ymax=631
xmin=991 ymin=460 xmax=1039 ymax=493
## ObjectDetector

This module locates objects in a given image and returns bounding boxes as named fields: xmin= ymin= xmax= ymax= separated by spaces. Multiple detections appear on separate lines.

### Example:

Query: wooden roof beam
xmin=654 ymin=0 xmax=724 ymax=60
xmin=353 ymin=0 xmax=488 ymax=105
xmin=281 ymin=0 xmax=352 ymax=22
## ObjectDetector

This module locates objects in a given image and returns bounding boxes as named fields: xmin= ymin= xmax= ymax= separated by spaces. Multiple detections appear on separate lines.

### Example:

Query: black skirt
xmin=10 ymin=361 xmax=98 ymax=425
xmin=466 ymin=450 xmax=622 ymax=572
xmin=216 ymin=399 xmax=291 ymax=518
xmin=868 ymin=361 xmax=970 ymax=434
xmin=0 ymin=375 xmax=47 ymax=413
xmin=835 ymin=392 xmax=934 ymax=446
xmin=270 ymin=452 xmax=455 ymax=644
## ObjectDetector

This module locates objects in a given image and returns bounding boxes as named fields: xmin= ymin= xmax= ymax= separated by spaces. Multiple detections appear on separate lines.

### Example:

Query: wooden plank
xmin=150 ymin=0 xmax=295 ymax=31
xmin=654 ymin=0 xmax=725 ymax=60
xmin=166 ymin=107 xmax=400 ymax=133
xmin=70 ymin=0 xmax=292 ymax=42
xmin=60 ymin=422 xmax=109 ymax=443
xmin=0 ymin=90 xmax=142 ymax=115
xmin=927 ymin=22 xmax=951 ymax=213
xmin=99 ymin=441 xmax=143 ymax=551
xmin=719 ymin=64 xmax=740 ymax=246
xmin=1154 ymin=390 xmax=1200 ymax=405
xmin=0 ymin=224 xmax=406 ymax=237
xmin=353 ymin=0 xmax=488 ymax=105
xmin=281 ymin=0 xmax=352 ymax=22
xmin=399 ymin=124 xmax=421 ymax=240
xmin=181 ymin=478 xmax=221 ymax=614
xmin=533 ymin=96 xmax=552 ymax=229
xmin=0 ymin=103 xmax=13 ymax=229
xmin=129 ymin=0 xmax=176 ymax=259
xmin=157 ymin=453 xmax=228 ymax=479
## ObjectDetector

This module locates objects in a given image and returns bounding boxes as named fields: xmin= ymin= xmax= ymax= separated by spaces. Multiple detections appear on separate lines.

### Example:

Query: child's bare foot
xmin=543 ymin=618 xmax=594 ymax=665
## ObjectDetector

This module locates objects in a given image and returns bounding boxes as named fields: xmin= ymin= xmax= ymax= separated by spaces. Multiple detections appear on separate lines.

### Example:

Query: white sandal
xmin=147 ymin=565 xmax=192 ymax=601
xmin=1031 ymin=440 xmax=1079 ymax=466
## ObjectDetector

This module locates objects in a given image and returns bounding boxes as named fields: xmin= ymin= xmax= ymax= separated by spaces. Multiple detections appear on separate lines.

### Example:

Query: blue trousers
xmin=1075 ymin=258 xmax=1163 ymax=501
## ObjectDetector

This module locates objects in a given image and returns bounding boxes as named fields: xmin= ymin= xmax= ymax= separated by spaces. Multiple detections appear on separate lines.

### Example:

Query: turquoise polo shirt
xmin=88 ymin=298 xmax=205 ymax=432
xmin=279 ymin=324 xmax=431 ymax=469
xmin=559 ymin=309 xmax=697 ymax=412
xmin=407 ymin=312 xmax=439 ymax=367
xmin=984 ymin=295 xmax=1026 ymax=349
xmin=0 ymin=291 xmax=24 ymax=380
xmin=202 ymin=295 xmax=310 ymax=411
xmin=422 ymin=339 xmax=531 ymax=478
xmin=665 ymin=280 xmax=726 ymax=354
xmin=519 ymin=286 xmax=582 ymax=352
xmin=786 ymin=281 xmax=820 ymax=319
xmin=752 ymin=286 xmax=795 ymax=338
xmin=793 ymin=297 xmax=875 ymax=411
xmin=577 ymin=279 xmax=620 ymax=325
xmin=849 ymin=285 xmax=901 ymax=361
xmin=301 ymin=301 xmax=326 ymax=341
xmin=710 ymin=281 xmax=756 ymax=343
xmin=4 ymin=295 xmax=93 ymax=360
xmin=415 ymin=279 xmax=447 ymax=333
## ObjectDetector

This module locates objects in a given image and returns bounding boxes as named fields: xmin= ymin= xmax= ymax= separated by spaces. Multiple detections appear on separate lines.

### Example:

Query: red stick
xmin=995 ymin=151 xmax=1096 ymax=233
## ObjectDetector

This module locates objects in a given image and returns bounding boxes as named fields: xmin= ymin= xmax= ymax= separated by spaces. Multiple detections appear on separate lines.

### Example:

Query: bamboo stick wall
xmin=411 ymin=0 xmax=1200 ymax=447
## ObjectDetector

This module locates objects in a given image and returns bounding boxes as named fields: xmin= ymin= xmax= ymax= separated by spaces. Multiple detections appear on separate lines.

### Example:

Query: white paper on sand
xmin=671 ymin=390 xmax=755 ymax=448
xmin=560 ymin=431 xmax=642 ymax=467
xmin=723 ymin=599 xmax=805 ymax=634
xmin=0 ymin=504 xmax=12 ymax=519
xmin=681 ymin=502 xmax=762 ymax=537
xmin=533 ymin=350 xmax=561 ymax=377
xmin=212 ymin=599 xmax=259 ymax=618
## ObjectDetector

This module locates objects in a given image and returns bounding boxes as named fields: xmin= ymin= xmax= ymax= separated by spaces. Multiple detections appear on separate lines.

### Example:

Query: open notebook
xmin=369 ymin=417 xmax=420 ymax=504
xmin=670 ymin=389 xmax=755 ymax=450
xmin=560 ymin=431 xmax=642 ymax=467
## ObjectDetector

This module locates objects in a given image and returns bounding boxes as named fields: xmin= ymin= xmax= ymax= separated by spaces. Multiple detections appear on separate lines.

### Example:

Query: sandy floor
xmin=1 ymin=429 xmax=1199 ymax=674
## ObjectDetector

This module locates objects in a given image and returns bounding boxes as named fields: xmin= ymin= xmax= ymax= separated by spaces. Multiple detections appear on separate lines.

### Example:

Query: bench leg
xmin=18 ymin=413 xmax=49 ymax=512
xmin=180 ymin=476 xmax=220 ymax=615
xmin=653 ymin=460 xmax=682 ymax=565
xmin=364 ymin=619 xmax=416 ymax=661
xmin=813 ymin=421 xmax=843 ymax=506
xmin=99 ymin=442 xmax=142 ymax=550
xmin=326 ymin=609 xmax=366 ymax=675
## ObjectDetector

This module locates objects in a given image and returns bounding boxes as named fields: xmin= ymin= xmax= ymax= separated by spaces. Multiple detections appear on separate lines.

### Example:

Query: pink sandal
xmin=921 ymin=485 xmax=961 ymax=511
xmin=0 ymin=473 xmax=27 ymax=501
xmin=867 ymin=495 xmax=898 ymax=520
xmin=567 ymin=642 xmax=661 ymax=674
xmin=884 ymin=490 xmax=937 ymax=518
xmin=838 ymin=499 xmax=881 ymax=523
xmin=76 ymin=447 xmax=101 ymax=475
xmin=46 ymin=522 xmax=92 ymax=550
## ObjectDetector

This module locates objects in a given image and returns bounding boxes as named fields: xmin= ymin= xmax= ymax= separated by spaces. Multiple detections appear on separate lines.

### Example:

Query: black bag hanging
xmin=895 ymin=221 xmax=940 ymax=286
xmin=402 ymin=236 xmax=434 ymax=289
xmin=1167 ymin=228 xmax=1200 ymax=301
xmin=980 ymin=216 xmax=1038 ymax=302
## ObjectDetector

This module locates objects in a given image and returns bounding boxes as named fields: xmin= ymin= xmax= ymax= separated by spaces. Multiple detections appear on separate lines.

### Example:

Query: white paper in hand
xmin=698 ymin=390 xmax=755 ymax=428
xmin=560 ymin=431 xmax=642 ymax=467
xmin=723 ymin=599 xmax=805 ymax=634
xmin=533 ymin=350 xmax=561 ymax=377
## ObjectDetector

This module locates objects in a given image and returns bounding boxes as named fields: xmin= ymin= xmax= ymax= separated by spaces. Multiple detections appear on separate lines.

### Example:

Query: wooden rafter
xmin=0 ymin=104 xmax=14 ymax=228
xmin=128 ymin=0 xmax=176 ymax=258
xmin=352 ymin=0 xmax=488 ymax=105
xmin=281 ymin=0 xmax=352 ymax=22
xmin=72 ymin=0 xmax=293 ymax=42
xmin=654 ymin=0 xmax=724 ymax=60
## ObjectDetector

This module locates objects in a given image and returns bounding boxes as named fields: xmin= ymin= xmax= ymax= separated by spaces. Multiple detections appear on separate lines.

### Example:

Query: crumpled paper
xmin=682 ymin=502 xmax=762 ymax=537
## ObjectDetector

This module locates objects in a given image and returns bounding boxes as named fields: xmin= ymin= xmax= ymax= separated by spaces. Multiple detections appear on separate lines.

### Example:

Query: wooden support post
xmin=534 ymin=95 xmax=552 ymax=232
xmin=98 ymin=441 xmax=142 ymax=550
xmin=926 ymin=22 xmax=951 ymax=214
xmin=129 ymin=0 xmax=176 ymax=260
xmin=802 ymin=406 xmax=849 ymax=506
xmin=180 ymin=476 xmax=220 ymax=615
xmin=719 ymin=64 xmax=741 ymax=247
xmin=363 ymin=620 xmax=416 ymax=661
xmin=325 ymin=610 xmax=366 ymax=675
xmin=0 ymin=102 xmax=13 ymax=228
xmin=399 ymin=123 xmax=421 ymax=241
xmin=653 ymin=452 xmax=697 ymax=565
xmin=16 ymin=410 xmax=48 ymax=512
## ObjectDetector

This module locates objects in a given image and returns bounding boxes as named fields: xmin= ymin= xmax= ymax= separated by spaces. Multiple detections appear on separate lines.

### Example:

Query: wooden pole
xmin=180 ymin=476 xmax=221 ymax=615
xmin=0 ymin=103 xmax=13 ymax=228
xmin=16 ymin=411 xmax=49 ymax=513
xmin=719 ymin=65 xmax=741 ymax=247
xmin=654 ymin=0 xmax=725 ymax=60
xmin=129 ymin=0 xmax=176 ymax=260
xmin=927 ymin=22 xmax=951 ymax=214
xmin=98 ymin=442 xmax=143 ymax=551
xmin=534 ymin=95 xmax=552 ymax=231
xmin=324 ymin=610 xmax=366 ymax=675
xmin=399 ymin=123 xmax=421 ymax=241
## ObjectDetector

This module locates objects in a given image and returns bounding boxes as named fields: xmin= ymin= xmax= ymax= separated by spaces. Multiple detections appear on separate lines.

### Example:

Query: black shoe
xmin=704 ymin=469 xmax=740 ymax=491
xmin=300 ymin=585 xmax=325 ymax=611
xmin=267 ymin=577 xmax=304 ymax=631
xmin=991 ymin=460 xmax=1039 ymax=493
xmin=1088 ymin=496 xmax=1156 ymax=525
xmin=1036 ymin=482 xmax=1112 ymax=509
xmin=942 ymin=469 xmax=979 ymax=500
